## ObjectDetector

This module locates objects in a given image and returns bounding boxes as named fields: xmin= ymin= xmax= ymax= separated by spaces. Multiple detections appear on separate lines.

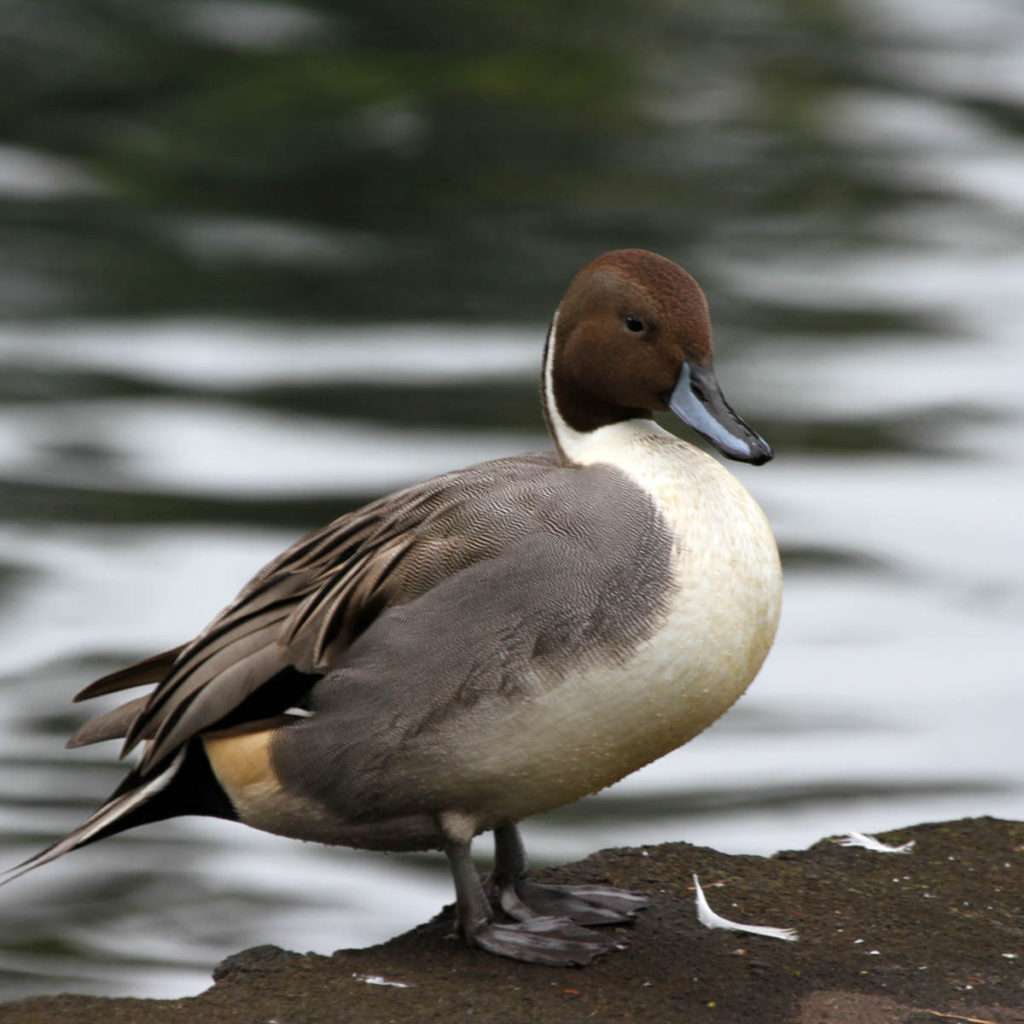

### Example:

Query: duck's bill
xmin=667 ymin=362 xmax=773 ymax=465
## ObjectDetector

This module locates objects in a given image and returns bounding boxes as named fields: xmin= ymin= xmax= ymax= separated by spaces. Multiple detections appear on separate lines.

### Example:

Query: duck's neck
xmin=542 ymin=310 xmax=662 ymax=467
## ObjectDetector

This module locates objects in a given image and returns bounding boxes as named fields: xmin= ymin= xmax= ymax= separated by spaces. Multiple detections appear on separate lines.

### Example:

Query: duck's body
xmin=204 ymin=425 xmax=780 ymax=852
xmin=4 ymin=249 xmax=781 ymax=966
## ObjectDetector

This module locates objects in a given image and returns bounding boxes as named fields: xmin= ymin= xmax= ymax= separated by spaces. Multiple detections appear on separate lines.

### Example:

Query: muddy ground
xmin=2 ymin=817 xmax=1021 ymax=1024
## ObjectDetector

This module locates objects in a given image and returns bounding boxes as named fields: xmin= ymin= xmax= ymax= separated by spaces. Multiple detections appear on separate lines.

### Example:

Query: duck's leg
xmin=489 ymin=823 xmax=649 ymax=926
xmin=442 ymin=828 xmax=620 ymax=966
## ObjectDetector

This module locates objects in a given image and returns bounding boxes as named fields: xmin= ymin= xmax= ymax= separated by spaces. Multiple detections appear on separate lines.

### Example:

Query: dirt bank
xmin=2 ymin=817 xmax=1021 ymax=1024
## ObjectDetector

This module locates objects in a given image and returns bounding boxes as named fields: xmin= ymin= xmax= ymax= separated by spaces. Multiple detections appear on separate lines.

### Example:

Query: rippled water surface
xmin=1 ymin=0 xmax=1022 ymax=1001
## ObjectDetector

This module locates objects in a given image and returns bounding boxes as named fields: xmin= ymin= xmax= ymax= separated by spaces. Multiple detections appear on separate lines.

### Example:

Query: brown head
xmin=545 ymin=249 xmax=772 ymax=465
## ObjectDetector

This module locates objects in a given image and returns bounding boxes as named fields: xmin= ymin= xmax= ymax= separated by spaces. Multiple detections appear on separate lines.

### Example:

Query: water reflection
xmin=2 ymin=0 xmax=1023 ymax=1003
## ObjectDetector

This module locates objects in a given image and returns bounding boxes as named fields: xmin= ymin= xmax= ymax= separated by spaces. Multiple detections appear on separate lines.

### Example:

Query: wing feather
xmin=67 ymin=453 xmax=560 ymax=778
xmin=142 ymin=643 xmax=285 ymax=769
xmin=311 ymin=536 xmax=415 ymax=666
xmin=73 ymin=646 xmax=185 ymax=702
xmin=124 ymin=607 xmax=293 ymax=753
xmin=66 ymin=695 xmax=152 ymax=748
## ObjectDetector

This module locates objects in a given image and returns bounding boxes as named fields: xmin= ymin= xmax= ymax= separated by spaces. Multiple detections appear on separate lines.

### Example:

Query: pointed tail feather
xmin=0 ymin=749 xmax=185 ymax=888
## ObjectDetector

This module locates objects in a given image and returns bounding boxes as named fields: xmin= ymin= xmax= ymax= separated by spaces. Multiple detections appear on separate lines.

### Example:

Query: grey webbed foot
xmin=466 ymin=914 xmax=624 ymax=966
xmin=489 ymin=822 xmax=649 ymax=926
xmin=443 ymin=823 xmax=633 ymax=967
xmin=502 ymin=880 xmax=649 ymax=926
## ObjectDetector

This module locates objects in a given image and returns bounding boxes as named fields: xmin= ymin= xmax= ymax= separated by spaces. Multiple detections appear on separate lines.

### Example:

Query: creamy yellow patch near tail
xmin=203 ymin=722 xmax=281 ymax=809
xmin=202 ymin=720 xmax=339 ymax=842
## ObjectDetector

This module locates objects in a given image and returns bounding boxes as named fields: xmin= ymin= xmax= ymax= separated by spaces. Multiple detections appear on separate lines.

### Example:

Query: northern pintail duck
xmin=4 ymin=249 xmax=782 ymax=966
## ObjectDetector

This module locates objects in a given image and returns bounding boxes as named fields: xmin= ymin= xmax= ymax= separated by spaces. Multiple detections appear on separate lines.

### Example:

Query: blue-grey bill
xmin=668 ymin=362 xmax=773 ymax=465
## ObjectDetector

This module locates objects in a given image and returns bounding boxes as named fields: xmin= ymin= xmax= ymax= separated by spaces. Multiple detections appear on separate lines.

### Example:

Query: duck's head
xmin=546 ymin=249 xmax=773 ymax=465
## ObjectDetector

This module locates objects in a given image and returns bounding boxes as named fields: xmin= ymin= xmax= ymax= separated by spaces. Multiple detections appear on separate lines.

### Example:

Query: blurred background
xmin=0 ymin=0 xmax=1022 ymax=1001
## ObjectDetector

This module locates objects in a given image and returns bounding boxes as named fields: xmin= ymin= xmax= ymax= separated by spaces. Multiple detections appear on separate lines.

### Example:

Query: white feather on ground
xmin=352 ymin=974 xmax=411 ymax=988
xmin=692 ymin=874 xmax=799 ymax=942
xmin=835 ymin=832 xmax=915 ymax=854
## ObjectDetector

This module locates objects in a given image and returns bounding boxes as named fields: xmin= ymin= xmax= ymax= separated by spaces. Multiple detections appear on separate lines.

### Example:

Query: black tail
xmin=1 ymin=741 xmax=236 ymax=887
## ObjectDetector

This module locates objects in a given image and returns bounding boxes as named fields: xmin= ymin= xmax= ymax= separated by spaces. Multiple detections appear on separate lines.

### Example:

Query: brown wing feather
xmin=66 ymin=695 xmax=152 ymax=748
xmin=131 ymin=510 xmax=429 ymax=772
xmin=142 ymin=643 xmax=286 ymax=768
xmin=73 ymin=646 xmax=185 ymax=703
xmin=122 ymin=601 xmax=296 ymax=750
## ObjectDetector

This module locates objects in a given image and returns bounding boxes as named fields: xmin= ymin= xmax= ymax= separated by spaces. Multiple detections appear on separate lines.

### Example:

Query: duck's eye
xmin=624 ymin=314 xmax=645 ymax=333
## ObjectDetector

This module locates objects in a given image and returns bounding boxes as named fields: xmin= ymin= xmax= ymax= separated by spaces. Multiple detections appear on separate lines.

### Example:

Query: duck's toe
xmin=466 ymin=914 xmax=625 ymax=966
xmin=521 ymin=881 xmax=649 ymax=924
xmin=493 ymin=878 xmax=649 ymax=926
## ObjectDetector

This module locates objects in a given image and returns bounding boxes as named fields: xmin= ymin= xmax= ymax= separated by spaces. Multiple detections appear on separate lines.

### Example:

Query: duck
xmin=2 ymin=249 xmax=782 ymax=966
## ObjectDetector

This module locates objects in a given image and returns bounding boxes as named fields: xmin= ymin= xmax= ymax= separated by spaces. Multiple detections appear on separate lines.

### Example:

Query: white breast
xmin=456 ymin=419 xmax=783 ymax=826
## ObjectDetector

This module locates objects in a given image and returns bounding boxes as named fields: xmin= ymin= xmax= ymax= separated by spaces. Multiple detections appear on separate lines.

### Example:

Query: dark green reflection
xmin=0 ymin=0 xmax=930 ymax=325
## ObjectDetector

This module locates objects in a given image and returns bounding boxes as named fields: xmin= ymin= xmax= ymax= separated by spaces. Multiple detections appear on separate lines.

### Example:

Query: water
xmin=1 ymin=0 xmax=1023 ymax=1002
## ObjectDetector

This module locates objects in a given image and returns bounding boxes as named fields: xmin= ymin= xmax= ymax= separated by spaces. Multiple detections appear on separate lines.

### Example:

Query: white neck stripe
xmin=542 ymin=307 xmax=671 ymax=470
xmin=542 ymin=308 xmax=585 ymax=464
